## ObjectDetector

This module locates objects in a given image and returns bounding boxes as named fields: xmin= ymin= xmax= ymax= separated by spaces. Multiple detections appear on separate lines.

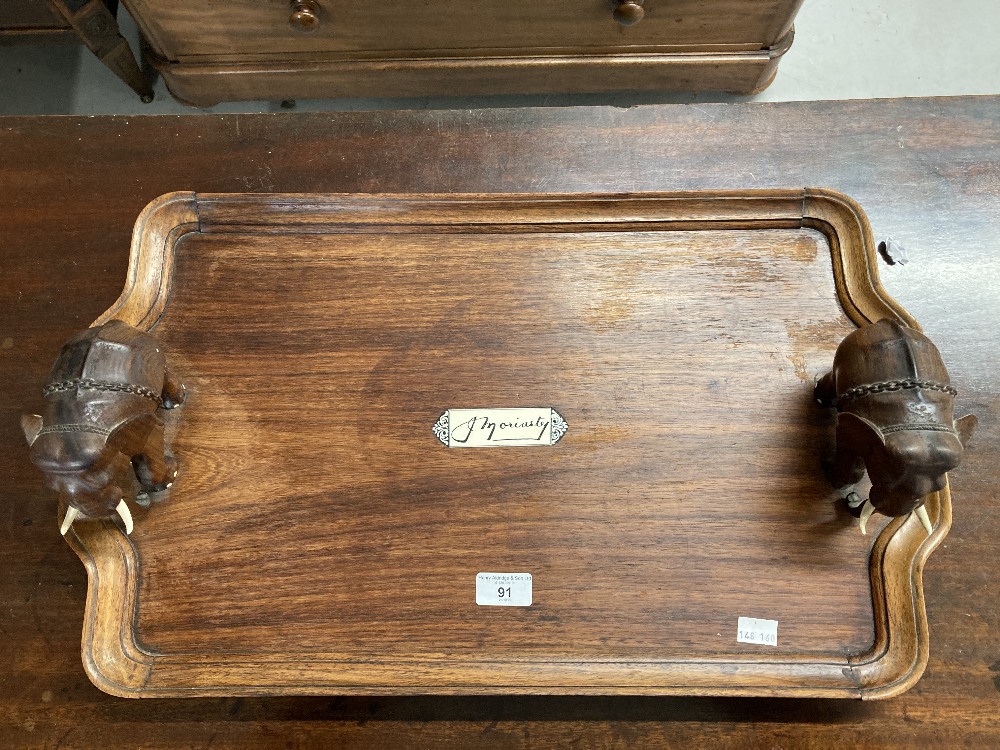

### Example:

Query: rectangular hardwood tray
xmin=67 ymin=190 xmax=949 ymax=698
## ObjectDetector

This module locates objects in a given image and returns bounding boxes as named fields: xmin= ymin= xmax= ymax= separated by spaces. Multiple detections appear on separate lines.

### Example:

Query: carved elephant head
xmin=837 ymin=411 xmax=977 ymax=518
xmin=816 ymin=318 xmax=976 ymax=534
xmin=22 ymin=416 xmax=133 ymax=518
xmin=22 ymin=320 xmax=185 ymax=534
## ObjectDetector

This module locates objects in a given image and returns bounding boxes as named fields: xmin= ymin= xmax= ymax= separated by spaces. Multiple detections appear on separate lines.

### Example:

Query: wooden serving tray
xmin=67 ymin=190 xmax=949 ymax=699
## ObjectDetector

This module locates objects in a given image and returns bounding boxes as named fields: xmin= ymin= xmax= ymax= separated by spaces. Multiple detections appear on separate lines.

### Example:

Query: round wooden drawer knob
xmin=613 ymin=0 xmax=645 ymax=26
xmin=289 ymin=1 xmax=321 ymax=32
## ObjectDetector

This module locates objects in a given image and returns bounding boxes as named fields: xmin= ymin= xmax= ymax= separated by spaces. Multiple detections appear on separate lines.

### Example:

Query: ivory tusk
xmin=60 ymin=505 xmax=81 ymax=535
xmin=914 ymin=505 xmax=933 ymax=535
xmin=115 ymin=499 xmax=134 ymax=535
xmin=859 ymin=500 xmax=876 ymax=536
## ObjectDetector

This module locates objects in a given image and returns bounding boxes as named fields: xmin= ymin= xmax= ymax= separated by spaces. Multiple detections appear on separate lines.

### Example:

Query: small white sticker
xmin=476 ymin=573 xmax=532 ymax=606
xmin=737 ymin=616 xmax=778 ymax=646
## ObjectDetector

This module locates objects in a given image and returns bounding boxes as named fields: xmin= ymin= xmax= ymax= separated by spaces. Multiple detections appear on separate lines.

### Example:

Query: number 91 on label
xmin=476 ymin=573 xmax=532 ymax=606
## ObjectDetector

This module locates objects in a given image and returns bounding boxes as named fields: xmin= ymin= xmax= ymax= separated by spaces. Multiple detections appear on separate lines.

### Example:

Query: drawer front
xmin=129 ymin=0 xmax=800 ymax=61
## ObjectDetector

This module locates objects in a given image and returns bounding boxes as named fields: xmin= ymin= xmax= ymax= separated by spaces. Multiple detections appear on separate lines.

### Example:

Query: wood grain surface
xmin=1 ymin=97 xmax=998 ymax=746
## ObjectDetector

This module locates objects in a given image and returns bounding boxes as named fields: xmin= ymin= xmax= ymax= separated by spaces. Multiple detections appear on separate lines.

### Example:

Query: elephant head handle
xmin=815 ymin=318 xmax=977 ymax=536
xmin=21 ymin=320 xmax=186 ymax=536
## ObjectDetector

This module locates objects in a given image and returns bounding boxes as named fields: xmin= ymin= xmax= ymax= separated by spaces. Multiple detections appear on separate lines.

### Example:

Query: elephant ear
xmin=954 ymin=414 xmax=978 ymax=446
xmin=105 ymin=414 xmax=158 ymax=453
xmin=21 ymin=414 xmax=43 ymax=446
xmin=836 ymin=412 xmax=886 ymax=452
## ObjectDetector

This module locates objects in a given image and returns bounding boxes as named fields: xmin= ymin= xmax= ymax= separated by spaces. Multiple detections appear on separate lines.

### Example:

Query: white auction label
xmin=737 ymin=616 xmax=778 ymax=646
xmin=476 ymin=573 xmax=532 ymax=606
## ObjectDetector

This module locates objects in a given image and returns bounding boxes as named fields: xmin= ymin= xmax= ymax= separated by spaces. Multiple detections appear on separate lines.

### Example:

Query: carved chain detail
xmin=36 ymin=423 xmax=113 ymax=438
xmin=879 ymin=422 xmax=958 ymax=435
xmin=43 ymin=378 xmax=164 ymax=407
xmin=836 ymin=378 xmax=957 ymax=408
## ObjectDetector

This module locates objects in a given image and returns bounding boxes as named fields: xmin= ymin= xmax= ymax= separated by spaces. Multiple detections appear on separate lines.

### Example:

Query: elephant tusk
xmin=859 ymin=499 xmax=876 ymax=535
xmin=914 ymin=505 xmax=934 ymax=535
xmin=115 ymin=499 xmax=134 ymax=535
xmin=60 ymin=505 xmax=81 ymax=535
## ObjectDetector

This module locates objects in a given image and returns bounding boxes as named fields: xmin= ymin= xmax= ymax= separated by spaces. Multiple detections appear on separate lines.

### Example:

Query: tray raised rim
xmin=67 ymin=189 xmax=949 ymax=699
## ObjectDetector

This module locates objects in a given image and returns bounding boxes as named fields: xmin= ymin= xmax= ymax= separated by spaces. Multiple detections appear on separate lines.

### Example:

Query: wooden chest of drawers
xmin=124 ymin=0 xmax=803 ymax=105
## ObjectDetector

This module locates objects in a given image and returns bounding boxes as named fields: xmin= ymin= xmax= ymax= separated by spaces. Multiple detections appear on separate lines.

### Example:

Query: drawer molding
xmin=152 ymin=31 xmax=793 ymax=106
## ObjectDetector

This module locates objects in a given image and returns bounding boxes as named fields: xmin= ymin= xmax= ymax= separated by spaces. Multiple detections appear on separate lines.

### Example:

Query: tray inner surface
xmin=135 ymin=223 xmax=874 ymax=661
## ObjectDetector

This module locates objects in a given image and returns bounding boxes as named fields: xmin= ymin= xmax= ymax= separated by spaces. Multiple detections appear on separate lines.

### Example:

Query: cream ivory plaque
xmin=433 ymin=408 xmax=568 ymax=448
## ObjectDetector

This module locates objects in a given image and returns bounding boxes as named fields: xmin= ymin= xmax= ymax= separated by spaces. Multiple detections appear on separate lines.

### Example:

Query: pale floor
xmin=0 ymin=0 xmax=998 ymax=115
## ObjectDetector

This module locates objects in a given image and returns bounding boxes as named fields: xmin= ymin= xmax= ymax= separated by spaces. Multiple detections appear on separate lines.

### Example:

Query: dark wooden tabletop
xmin=1 ymin=97 xmax=998 ymax=748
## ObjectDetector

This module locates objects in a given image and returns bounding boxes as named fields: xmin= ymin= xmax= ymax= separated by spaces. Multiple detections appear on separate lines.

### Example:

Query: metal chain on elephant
xmin=35 ymin=423 xmax=113 ymax=438
xmin=835 ymin=378 xmax=957 ymax=409
xmin=879 ymin=422 xmax=958 ymax=435
xmin=43 ymin=378 xmax=164 ymax=407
